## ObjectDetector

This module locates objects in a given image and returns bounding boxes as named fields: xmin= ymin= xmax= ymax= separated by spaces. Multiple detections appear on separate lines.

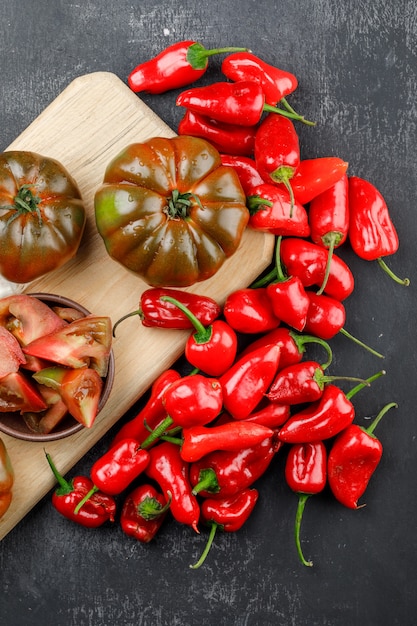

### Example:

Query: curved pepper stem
xmin=294 ymin=493 xmax=313 ymax=567
xmin=73 ymin=484 xmax=99 ymax=514
xmin=289 ymin=331 xmax=333 ymax=370
xmin=362 ymin=401 xmax=397 ymax=437
xmin=160 ymin=295 xmax=212 ymax=344
xmin=187 ymin=44 xmax=250 ymax=69
xmin=45 ymin=452 xmax=72 ymax=494
xmin=112 ymin=309 xmax=144 ymax=337
xmin=345 ymin=370 xmax=386 ymax=400
xmin=377 ymin=257 xmax=410 ymax=286
xmin=339 ymin=328 xmax=384 ymax=359
xmin=316 ymin=233 xmax=339 ymax=296
xmin=191 ymin=468 xmax=220 ymax=496
xmin=189 ymin=521 xmax=219 ymax=569
xmin=263 ymin=101 xmax=316 ymax=127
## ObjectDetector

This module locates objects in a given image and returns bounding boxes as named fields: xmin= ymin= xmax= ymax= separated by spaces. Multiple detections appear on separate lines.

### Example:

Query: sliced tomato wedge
xmin=0 ymin=371 xmax=48 ymax=413
xmin=23 ymin=316 xmax=112 ymax=377
xmin=0 ymin=294 xmax=66 ymax=346
xmin=0 ymin=326 xmax=26 ymax=378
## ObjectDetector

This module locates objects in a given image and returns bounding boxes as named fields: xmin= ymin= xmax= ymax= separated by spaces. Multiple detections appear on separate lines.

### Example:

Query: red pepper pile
xmin=45 ymin=40 xmax=407 ymax=569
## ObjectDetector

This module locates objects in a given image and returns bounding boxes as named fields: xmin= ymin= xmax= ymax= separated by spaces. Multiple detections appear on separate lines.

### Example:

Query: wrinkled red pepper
xmin=145 ymin=441 xmax=200 ymax=532
xmin=348 ymin=176 xmax=409 ymax=286
xmin=288 ymin=157 xmax=349 ymax=206
xmin=112 ymin=288 xmax=221 ymax=335
xmin=285 ymin=441 xmax=327 ymax=567
xmin=128 ymin=41 xmax=248 ymax=93
xmin=247 ymin=183 xmax=310 ymax=237
xmin=223 ymin=287 xmax=280 ymax=334
xmin=160 ymin=295 xmax=237 ymax=377
xmin=190 ymin=432 xmax=282 ymax=498
xmin=190 ymin=488 xmax=259 ymax=568
xmin=120 ymin=483 xmax=170 ymax=543
xmin=220 ymin=155 xmax=264 ymax=194
xmin=327 ymin=402 xmax=397 ymax=509
xmin=221 ymin=51 xmax=298 ymax=105
xmin=45 ymin=453 xmax=116 ymax=528
xmin=178 ymin=110 xmax=257 ymax=156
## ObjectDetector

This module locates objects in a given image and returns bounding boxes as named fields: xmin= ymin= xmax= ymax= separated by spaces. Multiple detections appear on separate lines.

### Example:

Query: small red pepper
xmin=247 ymin=183 xmax=310 ymax=237
xmin=348 ymin=176 xmax=409 ymax=286
xmin=176 ymin=81 xmax=315 ymax=127
xmin=120 ymin=484 xmax=170 ymax=543
xmin=145 ymin=441 xmax=200 ymax=532
xmin=280 ymin=237 xmax=354 ymax=301
xmin=285 ymin=441 xmax=327 ymax=567
xmin=241 ymin=400 xmax=290 ymax=428
xmin=277 ymin=370 xmax=385 ymax=443
xmin=89 ymin=438 xmax=151 ymax=496
xmin=328 ymin=402 xmax=397 ymax=509
xmin=160 ymin=295 xmax=237 ymax=377
xmin=221 ymin=51 xmax=298 ymax=105
xmin=190 ymin=432 xmax=282 ymax=499
xmin=289 ymin=157 xmax=349 ymax=206
xmin=112 ymin=288 xmax=221 ymax=335
xmin=45 ymin=453 xmax=116 ymax=528
xmin=181 ymin=421 xmax=274 ymax=463
xmin=220 ymin=155 xmax=264 ymax=194
xmin=128 ymin=41 xmax=249 ymax=94
xmin=220 ymin=343 xmax=281 ymax=419
xmin=178 ymin=110 xmax=257 ymax=156
xmin=223 ymin=287 xmax=280 ymax=334
xmin=190 ymin=488 xmax=259 ymax=569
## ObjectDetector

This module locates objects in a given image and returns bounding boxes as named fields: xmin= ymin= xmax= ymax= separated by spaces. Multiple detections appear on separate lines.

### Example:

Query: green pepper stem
xmin=250 ymin=266 xmax=278 ymax=288
xmin=160 ymin=295 xmax=212 ymax=344
xmin=192 ymin=468 xmax=220 ymax=496
xmin=140 ymin=415 xmax=174 ymax=449
xmin=363 ymin=402 xmax=397 ymax=437
xmin=187 ymin=44 xmax=250 ymax=69
xmin=377 ymin=257 xmax=410 ymax=286
xmin=345 ymin=370 xmax=386 ymax=400
xmin=263 ymin=103 xmax=316 ymax=126
xmin=289 ymin=331 xmax=333 ymax=370
xmin=294 ymin=493 xmax=313 ymax=567
xmin=74 ymin=485 xmax=99 ymax=515
xmin=138 ymin=491 xmax=172 ymax=520
xmin=45 ymin=452 xmax=72 ymax=494
xmin=339 ymin=328 xmax=384 ymax=359
xmin=274 ymin=236 xmax=286 ymax=282
xmin=316 ymin=236 xmax=336 ymax=296
xmin=112 ymin=309 xmax=144 ymax=337
xmin=190 ymin=521 xmax=218 ymax=569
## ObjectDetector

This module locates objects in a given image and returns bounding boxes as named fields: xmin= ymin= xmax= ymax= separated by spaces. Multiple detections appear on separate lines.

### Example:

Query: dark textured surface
xmin=1 ymin=1 xmax=416 ymax=625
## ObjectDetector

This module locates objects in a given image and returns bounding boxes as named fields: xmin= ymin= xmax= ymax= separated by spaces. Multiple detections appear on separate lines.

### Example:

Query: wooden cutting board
xmin=0 ymin=72 xmax=275 ymax=540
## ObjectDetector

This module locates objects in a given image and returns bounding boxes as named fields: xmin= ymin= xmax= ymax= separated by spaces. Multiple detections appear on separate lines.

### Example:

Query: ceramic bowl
xmin=0 ymin=293 xmax=115 ymax=442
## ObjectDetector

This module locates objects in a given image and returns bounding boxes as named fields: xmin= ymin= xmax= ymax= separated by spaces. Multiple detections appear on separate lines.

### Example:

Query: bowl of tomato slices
xmin=0 ymin=293 xmax=114 ymax=442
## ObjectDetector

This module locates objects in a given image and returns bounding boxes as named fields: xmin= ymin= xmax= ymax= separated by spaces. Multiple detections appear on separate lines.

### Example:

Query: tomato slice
xmin=0 ymin=327 xmax=26 ymax=378
xmin=0 ymin=371 xmax=48 ymax=413
xmin=23 ymin=316 xmax=112 ymax=377
xmin=0 ymin=294 xmax=66 ymax=345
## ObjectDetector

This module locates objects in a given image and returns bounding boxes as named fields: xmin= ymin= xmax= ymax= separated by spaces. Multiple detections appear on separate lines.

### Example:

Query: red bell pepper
xmin=160 ymin=295 xmax=237 ymax=377
xmin=180 ymin=421 xmax=274 ymax=463
xmin=288 ymin=157 xmax=349 ymax=206
xmin=247 ymin=183 xmax=310 ymax=237
xmin=327 ymin=402 xmax=397 ymax=509
xmin=220 ymin=343 xmax=281 ymax=419
xmin=145 ymin=441 xmax=200 ymax=532
xmin=178 ymin=110 xmax=257 ymax=156
xmin=190 ymin=488 xmax=259 ymax=568
xmin=120 ymin=484 xmax=170 ymax=543
xmin=45 ymin=453 xmax=116 ymax=528
xmin=112 ymin=288 xmax=221 ymax=335
xmin=221 ymin=51 xmax=298 ymax=105
xmin=190 ymin=432 xmax=282 ymax=498
xmin=128 ymin=40 xmax=249 ymax=94
xmin=111 ymin=369 xmax=181 ymax=447
xmin=348 ymin=176 xmax=409 ymax=285
xmin=285 ymin=441 xmax=327 ymax=567
xmin=176 ymin=81 xmax=315 ymax=126
xmin=223 ymin=287 xmax=280 ymax=334
xmin=277 ymin=370 xmax=385 ymax=443
xmin=220 ymin=155 xmax=264 ymax=194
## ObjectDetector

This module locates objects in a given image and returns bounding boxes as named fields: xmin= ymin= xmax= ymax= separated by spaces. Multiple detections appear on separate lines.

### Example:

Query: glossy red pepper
xmin=112 ymin=288 xmax=221 ymax=335
xmin=220 ymin=344 xmax=281 ymax=419
xmin=265 ymin=236 xmax=310 ymax=332
xmin=178 ymin=110 xmax=257 ymax=156
xmin=280 ymin=237 xmax=354 ymax=301
xmin=255 ymin=114 xmax=300 ymax=210
xmin=190 ymin=432 xmax=282 ymax=499
xmin=285 ymin=441 xmax=327 ymax=567
xmin=181 ymin=421 xmax=274 ymax=463
xmin=111 ymin=369 xmax=181 ymax=447
xmin=308 ymin=174 xmax=349 ymax=295
xmin=190 ymin=488 xmax=259 ymax=568
xmin=176 ymin=81 xmax=314 ymax=127
xmin=160 ymin=295 xmax=237 ymax=377
xmin=120 ymin=484 xmax=170 ymax=543
xmin=220 ymin=155 xmax=264 ymax=194
xmin=241 ymin=400 xmax=290 ymax=428
xmin=277 ymin=371 xmax=385 ymax=443
xmin=247 ymin=183 xmax=310 ymax=237
xmin=348 ymin=176 xmax=409 ymax=285
xmin=289 ymin=157 xmax=349 ymax=206
xmin=128 ymin=40 xmax=248 ymax=93
xmin=45 ymin=453 xmax=116 ymax=528
xmin=328 ymin=402 xmax=396 ymax=509
xmin=89 ymin=438 xmax=150 ymax=496
xmin=221 ymin=51 xmax=298 ymax=105
xmin=223 ymin=287 xmax=280 ymax=334
xmin=145 ymin=441 xmax=200 ymax=532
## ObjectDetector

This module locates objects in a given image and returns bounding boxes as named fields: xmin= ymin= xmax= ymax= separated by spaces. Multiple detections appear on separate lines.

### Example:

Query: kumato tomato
xmin=94 ymin=135 xmax=249 ymax=287
xmin=0 ymin=151 xmax=86 ymax=284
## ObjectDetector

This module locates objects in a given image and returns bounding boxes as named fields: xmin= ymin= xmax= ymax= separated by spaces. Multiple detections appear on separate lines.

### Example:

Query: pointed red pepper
xmin=327 ymin=402 xmax=397 ymax=509
xmin=223 ymin=287 xmax=280 ymax=334
xmin=288 ymin=157 xmax=349 ymax=205
xmin=247 ymin=183 xmax=310 ymax=237
xmin=120 ymin=484 xmax=170 ymax=543
xmin=220 ymin=155 xmax=264 ymax=194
